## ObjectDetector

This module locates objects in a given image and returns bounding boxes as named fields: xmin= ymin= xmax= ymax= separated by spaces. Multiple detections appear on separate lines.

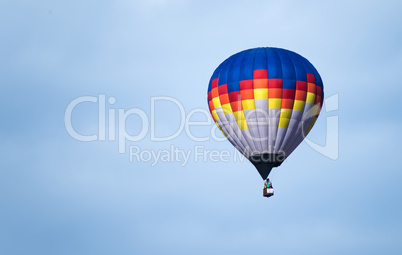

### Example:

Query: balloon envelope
xmin=207 ymin=47 xmax=324 ymax=179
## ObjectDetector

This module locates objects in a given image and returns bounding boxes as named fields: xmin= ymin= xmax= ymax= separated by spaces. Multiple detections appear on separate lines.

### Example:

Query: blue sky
xmin=1 ymin=0 xmax=402 ymax=254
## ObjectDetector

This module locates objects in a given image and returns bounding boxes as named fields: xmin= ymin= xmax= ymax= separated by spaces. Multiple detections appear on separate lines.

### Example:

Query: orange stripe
xmin=211 ymin=87 xmax=219 ymax=98
xmin=219 ymin=93 xmax=230 ymax=105
xmin=240 ymin=89 xmax=254 ymax=100
xmin=209 ymin=100 xmax=215 ymax=110
xmin=295 ymin=90 xmax=307 ymax=101
xmin=230 ymin=101 xmax=242 ymax=112
xmin=281 ymin=99 xmax=294 ymax=109
xmin=268 ymin=88 xmax=282 ymax=98
xmin=253 ymin=79 xmax=268 ymax=89
xmin=307 ymin=83 xmax=316 ymax=93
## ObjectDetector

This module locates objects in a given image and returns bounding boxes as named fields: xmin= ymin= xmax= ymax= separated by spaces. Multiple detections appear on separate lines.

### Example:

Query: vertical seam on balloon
xmin=250 ymin=48 xmax=264 ymax=152
xmin=273 ymin=48 xmax=284 ymax=153
xmin=277 ymin=50 xmax=298 ymax=154
xmin=264 ymin=47 xmax=270 ymax=152
xmin=281 ymin=52 xmax=307 ymax=155
xmin=285 ymin=58 xmax=309 ymax=155
xmin=286 ymin=57 xmax=316 ymax=155
xmin=216 ymin=56 xmax=248 ymax=154
xmin=225 ymin=53 xmax=253 ymax=153
xmin=236 ymin=50 xmax=258 ymax=154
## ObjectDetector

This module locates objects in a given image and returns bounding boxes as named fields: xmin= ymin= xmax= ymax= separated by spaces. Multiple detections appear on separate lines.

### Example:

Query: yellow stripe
xmin=269 ymin=98 xmax=281 ymax=109
xmin=212 ymin=97 xmax=221 ymax=108
xmin=221 ymin=103 xmax=233 ymax=115
xmin=306 ymin=92 xmax=315 ymax=104
xmin=293 ymin=100 xmax=305 ymax=112
xmin=233 ymin=111 xmax=249 ymax=130
xmin=280 ymin=108 xmax=292 ymax=119
xmin=278 ymin=109 xmax=292 ymax=128
xmin=233 ymin=111 xmax=243 ymax=120
xmin=237 ymin=119 xmax=249 ymax=130
xmin=212 ymin=109 xmax=219 ymax=120
xmin=278 ymin=118 xmax=290 ymax=128
xmin=254 ymin=89 xmax=268 ymax=99
xmin=242 ymin=99 xmax=255 ymax=110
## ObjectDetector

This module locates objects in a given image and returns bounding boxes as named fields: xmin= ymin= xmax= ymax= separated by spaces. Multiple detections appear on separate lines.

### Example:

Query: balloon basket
xmin=263 ymin=188 xmax=274 ymax=197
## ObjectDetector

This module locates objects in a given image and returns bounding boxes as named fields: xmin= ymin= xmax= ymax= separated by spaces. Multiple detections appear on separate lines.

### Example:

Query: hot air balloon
xmin=207 ymin=47 xmax=324 ymax=197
